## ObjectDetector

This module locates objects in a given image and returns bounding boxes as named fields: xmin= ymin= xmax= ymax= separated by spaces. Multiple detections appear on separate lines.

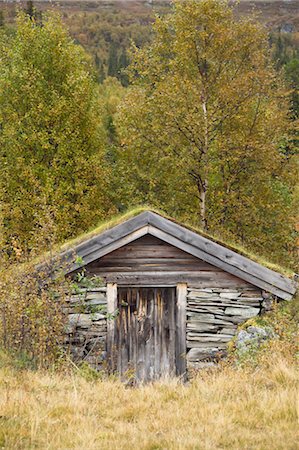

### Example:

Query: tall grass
xmin=0 ymin=352 xmax=297 ymax=450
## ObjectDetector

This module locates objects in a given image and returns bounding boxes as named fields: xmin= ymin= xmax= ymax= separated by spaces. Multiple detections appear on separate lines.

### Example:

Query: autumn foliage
xmin=116 ymin=0 xmax=297 ymax=267
xmin=0 ymin=13 xmax=114 ymax=258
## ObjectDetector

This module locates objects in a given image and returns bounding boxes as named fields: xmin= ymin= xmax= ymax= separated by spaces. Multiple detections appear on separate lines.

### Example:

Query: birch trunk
xmin=200 ymin=95 xmax=208 ymax=230
xmin=199 ymin=181 xmax=207 ymax=230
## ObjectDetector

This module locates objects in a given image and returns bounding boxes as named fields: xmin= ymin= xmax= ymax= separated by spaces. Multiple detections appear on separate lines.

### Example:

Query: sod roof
xmin=56 ymin=208 xmax=296 ymax=300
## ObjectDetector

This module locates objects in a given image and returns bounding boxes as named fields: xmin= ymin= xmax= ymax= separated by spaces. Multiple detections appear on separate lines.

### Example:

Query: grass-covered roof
xmin=59 ymin=206 xmax=294 ymax=278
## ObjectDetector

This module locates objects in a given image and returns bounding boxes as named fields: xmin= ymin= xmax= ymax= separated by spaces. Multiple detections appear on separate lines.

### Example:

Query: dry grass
xmin=0 ymin=355 xmax=297 ymax=450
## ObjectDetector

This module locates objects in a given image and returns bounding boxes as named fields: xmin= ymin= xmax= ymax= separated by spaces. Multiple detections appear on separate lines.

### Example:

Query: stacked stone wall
xmin=64 ymin=287 xmax=107 ymax=369
xmin=186 ymin=286 xmax=267 ymax=369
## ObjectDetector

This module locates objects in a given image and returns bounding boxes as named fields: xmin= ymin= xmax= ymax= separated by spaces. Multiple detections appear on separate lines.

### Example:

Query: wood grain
xmin=82 ymin=235 xmax=254 ymax=288
xmin=114 ymin=287 xmax=179 ymax=381
xmin=106 ymin=283 xmax=117 ymax=371
xmin=176 ymin=283 xmax=187 ymax=378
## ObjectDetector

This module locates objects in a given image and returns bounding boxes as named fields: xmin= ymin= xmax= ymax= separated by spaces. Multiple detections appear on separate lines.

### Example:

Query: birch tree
xmin=117 ymin=0 xmax=293 ymax=235
xmin=0 ymin=13 xmax=112 ymax=258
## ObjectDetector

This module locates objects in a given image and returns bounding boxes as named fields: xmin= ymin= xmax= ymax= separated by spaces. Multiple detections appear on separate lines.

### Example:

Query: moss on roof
xmin=59 ymin=206 xmax=157 ymax=252
xmin=56 ymin=206 xmax=294 ymax=278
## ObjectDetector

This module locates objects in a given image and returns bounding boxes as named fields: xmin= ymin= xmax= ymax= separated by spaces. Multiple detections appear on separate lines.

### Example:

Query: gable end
xmin=59 ymin=211 xmax=296 ymax=300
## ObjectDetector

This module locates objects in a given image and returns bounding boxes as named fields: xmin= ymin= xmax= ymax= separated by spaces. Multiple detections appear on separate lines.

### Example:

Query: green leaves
xmin=0 ymin=12 xmax=113 ymax=258
xmin=116 ymin=0 xmax=297 ymax=267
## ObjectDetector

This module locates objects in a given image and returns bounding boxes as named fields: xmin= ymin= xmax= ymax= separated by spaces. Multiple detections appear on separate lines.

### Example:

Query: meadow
xmin=0 ymin=343 xmax=297 ymax=449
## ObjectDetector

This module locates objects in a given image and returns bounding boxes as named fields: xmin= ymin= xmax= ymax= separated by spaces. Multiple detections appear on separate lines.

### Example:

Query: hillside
xmin=2 ymin=1 xmax=299 ymax=27
xmin=1 ymin=0 xmax=298 ymax=85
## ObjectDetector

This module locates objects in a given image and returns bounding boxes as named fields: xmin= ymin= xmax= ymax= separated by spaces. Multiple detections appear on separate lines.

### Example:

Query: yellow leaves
xmin=0 ymin=11 xmax=113 ymax=258
xmin=11 ymin=237 xmax=23 ymax=262
xmin=114 ymin=0 xmax=296 ymax=268
xmin=0 ymin=258 xmax=69 ymax=368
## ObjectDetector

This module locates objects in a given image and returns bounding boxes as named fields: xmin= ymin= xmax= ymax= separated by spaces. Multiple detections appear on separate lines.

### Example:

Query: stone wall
xmin=186 ymin=286 xmax=266 ymax=369
xmin=64 ymin=287 xmax=107 ymax=369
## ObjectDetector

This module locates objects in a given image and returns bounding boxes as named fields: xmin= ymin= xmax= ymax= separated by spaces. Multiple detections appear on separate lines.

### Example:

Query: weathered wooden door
xmin=114 ymin=287 xmax=179 ymax=381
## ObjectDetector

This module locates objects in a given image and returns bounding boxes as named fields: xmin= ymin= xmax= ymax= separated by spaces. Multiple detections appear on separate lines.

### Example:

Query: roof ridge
xmin=56 ymin=209 xmax=296 ymax=300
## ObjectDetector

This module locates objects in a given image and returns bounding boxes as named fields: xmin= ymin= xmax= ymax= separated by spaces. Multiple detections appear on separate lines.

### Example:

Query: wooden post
xmin=106 ymin=282 xmax=118 ymax=371
xmin=176 ymin=283 xmax=187 ymax=378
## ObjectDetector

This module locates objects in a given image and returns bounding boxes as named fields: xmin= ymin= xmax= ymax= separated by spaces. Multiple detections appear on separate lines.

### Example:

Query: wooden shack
xmin=60 ymin=211 xmax=296 ymax=381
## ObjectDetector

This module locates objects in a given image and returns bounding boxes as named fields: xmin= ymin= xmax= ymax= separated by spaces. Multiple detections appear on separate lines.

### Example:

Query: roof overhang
xmin=59 ymin=211 xmax=296 ymax=300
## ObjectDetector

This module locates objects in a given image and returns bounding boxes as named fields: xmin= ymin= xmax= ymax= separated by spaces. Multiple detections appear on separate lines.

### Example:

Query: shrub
xmin=0 ymin=257 xmax=70 ymax=368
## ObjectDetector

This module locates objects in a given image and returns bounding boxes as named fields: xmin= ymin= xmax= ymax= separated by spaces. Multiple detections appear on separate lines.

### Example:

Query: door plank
xmin=168 ymin=288 xmax=176 ymax=377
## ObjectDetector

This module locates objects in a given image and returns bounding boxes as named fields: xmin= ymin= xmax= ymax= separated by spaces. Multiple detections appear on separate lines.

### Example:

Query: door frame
xmin=176 ymin=283 xmax=187 ymax=376
xmin=106 ymin=282 xmax=117 ymax=370
xmin=106 ymin=282 xmax=187 ymax=377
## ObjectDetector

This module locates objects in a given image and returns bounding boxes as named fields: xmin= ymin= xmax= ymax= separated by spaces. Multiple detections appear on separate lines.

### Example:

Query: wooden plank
xmin=89 ymin=257 xmax=214 ymax=268
xmin=159 ymin=289 xmax=167 ymax=377
xmin=105 ymin=247 xmax=198 ymax=258
xmin=168 ymin=288 xmax=176 ymax=377
xmin=88 ymin=261 xmax=217 ymax=273
xmin=129 ymin=289 xmax=137 ymax=378
xmin=92 ymin=257 xmax=208 ymax=264
xmin=144 ymin=288 xmax=154 ymax=381
xmin=147 ymin=214 xmax=295 ymax=297
xmin=154 ymin=288 xmax=160 ymax=379
xmin=62 ymin=226 xmax=148 ymax=274
xmin=176 ymin=283 xmax=187 ymax=378
xmin=136 ymin=289 xmax=145 ymax=381
xmin=106 ymin=283 xmax=117 ymax=372
xmin=148 ymin=225 xmax=294 ymax=300
xmin=95 ymin=271 xmax=252 ymax=288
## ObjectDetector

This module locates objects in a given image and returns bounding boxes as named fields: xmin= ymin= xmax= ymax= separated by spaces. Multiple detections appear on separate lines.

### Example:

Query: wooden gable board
xmin=59 ymin=211 xmax=296 ymax=300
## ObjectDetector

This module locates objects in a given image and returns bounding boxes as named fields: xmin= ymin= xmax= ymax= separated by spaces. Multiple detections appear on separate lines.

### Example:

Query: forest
xmin=0 ymin=1 xmax=298 ymax=449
